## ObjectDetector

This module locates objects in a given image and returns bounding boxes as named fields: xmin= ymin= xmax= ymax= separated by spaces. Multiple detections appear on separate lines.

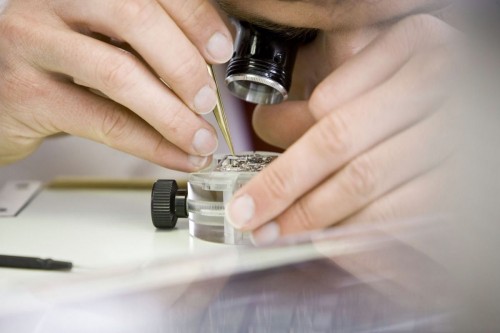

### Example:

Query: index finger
xmin=56 ymin=0 xmax=233 ymax=114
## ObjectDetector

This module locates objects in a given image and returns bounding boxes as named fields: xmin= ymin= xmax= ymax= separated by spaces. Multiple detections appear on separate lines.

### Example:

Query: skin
xmin=0 ymin=0 xmax=458 ymax=245
xmin=219 ymin=2 xmax=466 ymax=309
xmin=2 ymin=1 xmax=497 ymax=321
xmin=0 ymin=0 xmax=235 ymax=171
xmin=220 ymin=0 xmax=459 ymax=245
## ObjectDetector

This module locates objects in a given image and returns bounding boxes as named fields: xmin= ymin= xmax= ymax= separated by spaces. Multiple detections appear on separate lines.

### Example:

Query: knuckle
xmin=1 ymin=67 xmax=48 ymax=105
xmin=157 ymin=105 xmax=190 ymax=138
xmin=309 ymin=84 xmax=333 ymax=115
xmin=401 ymin=14 xmax=443 ymax=33
xmin=369 ymin=197 xmax=399 ymax=223
xmin=166 ymin=55 xmax=201 ymax=85
xmin=97 ymin=52 xmax=138 ymax=93
xmin=397 ymin=14 xmax=450 ymax=50
xmin=341 ymin=154 xmax=376 ymax=199
xmin=0 ymin=68 xmax=21 ymax=101
xmin=292 ymin=199 xmax=318 ymax=231
xmin=0 ymin=16 xmax=15 ymax=47
xmin=318 ymin=112 xmax=351 ymax=156
xmin=114 ymin=0 xmax=156 ymax=28
xmin=100 ymin=108 xmax=133 ymax=144
xmin=151 ymin=135 xmax=169 ymax=158
xmin=169 ymin=112 xmax=189 ymax=137
xmin=0 ymin=14 xmax=28 ymax=46
xmin=403 ymin=47 xmax=452 ymax=107
xmin=176 ymin=0 xmax=207 ymax=30
xmin=0 ymin=15 xmax=52 ymax=99
xmin=261 ymin=166 xmax=292 ymax=203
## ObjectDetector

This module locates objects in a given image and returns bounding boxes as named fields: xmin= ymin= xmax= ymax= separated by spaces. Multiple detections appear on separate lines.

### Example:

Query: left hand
xmin=225 ymin=14 xmax=458 ymax=245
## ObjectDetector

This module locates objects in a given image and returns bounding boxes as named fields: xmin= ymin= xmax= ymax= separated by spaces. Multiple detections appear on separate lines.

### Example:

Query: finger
xmin=338 ymin=164 xmax=454 ymax=264
xmin=252 ymin=101 xmax=315 ymax=149
xmin=312 ymin=163 xmax=455 ymax=279
xmin=249 ymin=110 xmax=453 ymax=245
xmin=226 ymin=47 xmax=450 ymax=231
xmin=313 ymin=195 xmax=449 ymax=309
xmin=55 ymin=0 xmax=229 ymax=114
xmin=36 ymin=29 xmax=218 ymax=157
xmin=37 ymin=80 xmax=211 ymax=171
xmin=159 ymin=0 xmax=233 ymax=63
xmin=310 ymin=14 xmax=455 ymax=119
xmin=276 ymin=110 xmax=453 ymax=235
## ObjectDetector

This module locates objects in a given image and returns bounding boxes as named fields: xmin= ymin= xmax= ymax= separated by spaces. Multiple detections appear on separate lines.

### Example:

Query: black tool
xmin=0 ymin=254 xmax=72 ymax=271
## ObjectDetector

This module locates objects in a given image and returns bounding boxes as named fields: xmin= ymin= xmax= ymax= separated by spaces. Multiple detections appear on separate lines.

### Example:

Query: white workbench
xmin=0 ymin=184 xmax=326 ymax=325
xmin=0 ymin=183 xmax=447 ymax=333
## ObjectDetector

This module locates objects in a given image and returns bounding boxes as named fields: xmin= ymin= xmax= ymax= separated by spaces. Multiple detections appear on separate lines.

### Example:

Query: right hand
xmin=0 ymin=0 xmax=233 ymax=170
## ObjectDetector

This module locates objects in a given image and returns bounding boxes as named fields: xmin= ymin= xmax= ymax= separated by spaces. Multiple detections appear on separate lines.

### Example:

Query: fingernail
xmin=226 ymin=194 xmax=255 ymax=229
xmin=206 ymin=32 xmax=233 ymax=63
xmin=188 ymin=155 xmax=209 ymax=169
xmin=250 ymin=222 xmax=281 ymax=247
xmin=192 ymin=128 xmax=218 ymax=156
xmin=194 ymin=85 xmax=217 ymax=114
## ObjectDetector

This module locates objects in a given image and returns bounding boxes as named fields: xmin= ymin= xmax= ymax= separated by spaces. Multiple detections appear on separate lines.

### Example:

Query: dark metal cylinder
xmin=226 ymin=21 xmax=308 ymax=104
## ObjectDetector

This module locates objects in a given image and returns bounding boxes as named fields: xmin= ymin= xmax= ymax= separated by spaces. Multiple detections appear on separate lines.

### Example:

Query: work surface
xmin=0 ymin=185 xmax=323 ymax=284
xmin=1 ymin=186 xmax=229 ymax=275
xmin=0 ymin=185 xmax=447 ymax=332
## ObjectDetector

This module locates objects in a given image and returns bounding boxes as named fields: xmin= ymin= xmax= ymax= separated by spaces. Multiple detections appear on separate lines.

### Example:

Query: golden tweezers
xmin=207 ymin=65 xmax=235 ymax=155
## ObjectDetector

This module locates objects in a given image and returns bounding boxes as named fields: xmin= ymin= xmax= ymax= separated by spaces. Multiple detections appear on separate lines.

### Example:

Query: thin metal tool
xmin=207 ymin=65 xmax=235 ymax=155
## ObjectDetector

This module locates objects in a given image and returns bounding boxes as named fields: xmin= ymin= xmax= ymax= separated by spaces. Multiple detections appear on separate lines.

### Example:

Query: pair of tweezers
xmin=207 ymin=65 xmax=235 ymax=155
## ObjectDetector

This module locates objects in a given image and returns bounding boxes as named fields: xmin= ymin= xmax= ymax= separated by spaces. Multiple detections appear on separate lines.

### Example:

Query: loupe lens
xmin=226 ymin=21 xmax=305 ymax=104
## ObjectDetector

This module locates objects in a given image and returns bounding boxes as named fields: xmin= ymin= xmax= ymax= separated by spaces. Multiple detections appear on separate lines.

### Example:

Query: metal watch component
xmin=214 ymin=154 xmax=278 ymax=172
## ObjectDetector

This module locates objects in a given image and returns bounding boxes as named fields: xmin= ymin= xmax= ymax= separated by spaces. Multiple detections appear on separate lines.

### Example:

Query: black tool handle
xmin=0 ymin=255 xmax=73 ymax=271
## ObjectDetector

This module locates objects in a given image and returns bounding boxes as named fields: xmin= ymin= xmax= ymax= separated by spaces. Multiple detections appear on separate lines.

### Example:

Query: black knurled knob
xmin=151 ymin=180 xmax=186 ymax=229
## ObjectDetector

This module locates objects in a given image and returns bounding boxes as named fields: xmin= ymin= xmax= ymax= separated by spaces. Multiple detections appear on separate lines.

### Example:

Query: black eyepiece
xmin=225 ymin=21 xmax=317 ymax=105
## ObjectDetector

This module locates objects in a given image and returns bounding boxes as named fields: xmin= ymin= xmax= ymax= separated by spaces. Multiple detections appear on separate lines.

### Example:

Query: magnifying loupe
xmin=225 ymin=20 xmax=317 ymax=104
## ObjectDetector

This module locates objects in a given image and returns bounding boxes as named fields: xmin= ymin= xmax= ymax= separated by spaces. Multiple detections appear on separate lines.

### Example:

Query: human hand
xmin=225 ymin=15 xmax=458 ymax=245
xmin=0 ymin=0 xmax=233 ymax=170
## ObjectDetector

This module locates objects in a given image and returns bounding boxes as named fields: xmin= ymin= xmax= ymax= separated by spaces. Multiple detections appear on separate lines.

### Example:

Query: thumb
xmin=252 ymin=100 xmax=315 ymax=149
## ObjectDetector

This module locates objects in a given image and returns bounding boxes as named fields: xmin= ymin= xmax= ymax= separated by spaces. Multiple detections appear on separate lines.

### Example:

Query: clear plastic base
xmin=188 ymin=220 xmax=251 ymax=245
xmin=187 ymin=152 xmax=279 ymax=245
